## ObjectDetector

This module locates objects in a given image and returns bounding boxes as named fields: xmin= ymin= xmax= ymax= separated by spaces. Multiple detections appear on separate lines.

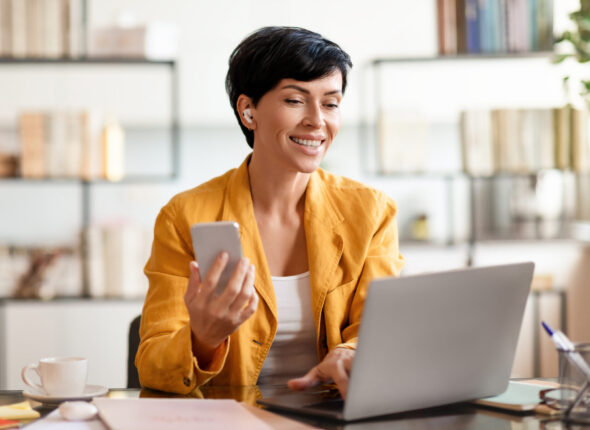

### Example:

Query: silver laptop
xmin=258 ymin=262 xmax=534 ymax=421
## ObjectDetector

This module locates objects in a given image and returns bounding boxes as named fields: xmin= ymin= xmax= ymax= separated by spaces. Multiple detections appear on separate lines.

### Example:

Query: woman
xmin=136 ymin=26 xmax=405 ymax=398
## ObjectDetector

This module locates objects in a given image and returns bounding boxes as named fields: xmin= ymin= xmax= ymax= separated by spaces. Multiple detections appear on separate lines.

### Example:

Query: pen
xmin=542 ymin=321 xmax=590 ymax=382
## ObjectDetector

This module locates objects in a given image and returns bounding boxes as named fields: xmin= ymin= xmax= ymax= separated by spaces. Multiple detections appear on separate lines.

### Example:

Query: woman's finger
xmin=184 ymin=261 xmax=202 ymax=303
xmin=238 ymin=280 xmax=259 ymax=321
xmin=228 ymin=264 xmax=255 ymax=314
xmin=287 ymin=367 xmax=322 ymax=391
xmin=200 ymin=252 xmax=229 ymax=297
xmin=329 ymin=360 xmax=349 ymax=400
xmin=218 ymin=257 xmax=250 ymax=305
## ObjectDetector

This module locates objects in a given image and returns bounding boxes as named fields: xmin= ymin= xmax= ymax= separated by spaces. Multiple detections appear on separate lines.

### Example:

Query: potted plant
xmin=555 ymin=0 xmax=590 ymax=103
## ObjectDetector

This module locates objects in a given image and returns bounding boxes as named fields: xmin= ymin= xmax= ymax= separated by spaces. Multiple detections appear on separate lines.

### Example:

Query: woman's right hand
xmin=184 ymin=252 xmax=258 ymax=364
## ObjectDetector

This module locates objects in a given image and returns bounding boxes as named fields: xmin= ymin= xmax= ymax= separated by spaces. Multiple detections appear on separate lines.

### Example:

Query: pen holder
xmin=558 ymin=342 xmax=590 ymax=423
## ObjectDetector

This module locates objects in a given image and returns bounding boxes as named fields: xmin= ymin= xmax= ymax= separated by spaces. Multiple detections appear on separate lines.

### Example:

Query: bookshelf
xmin=364 ymin=51 xmax=587 ymax=265
xmin=0 ymin=57 xmax=179 ymax=297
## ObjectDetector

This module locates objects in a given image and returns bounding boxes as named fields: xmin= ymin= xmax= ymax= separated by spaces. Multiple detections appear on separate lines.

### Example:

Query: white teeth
xmin=292 ymin=137 xmax=322 ymax=147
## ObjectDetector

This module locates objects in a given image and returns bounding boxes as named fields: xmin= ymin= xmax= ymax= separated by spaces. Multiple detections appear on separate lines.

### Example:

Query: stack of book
xmin=18 ymin=110 xmax=125 ymax=180
xmin=437 ymin=0 xmax=554 ymax=55
xmin=461 ymin=106 xmax=590 ymax=175
xmin=0 ymin=0 xmax=84 ymax=58
xmin=88 ymin=23 xmax=179 ymax=60
xmin=85 ymin=223 xmax=151 ymax=298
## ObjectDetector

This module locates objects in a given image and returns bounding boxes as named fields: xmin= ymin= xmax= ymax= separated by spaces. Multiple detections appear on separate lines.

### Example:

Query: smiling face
xmin=247 ymin=71 xmax=343 ymax=175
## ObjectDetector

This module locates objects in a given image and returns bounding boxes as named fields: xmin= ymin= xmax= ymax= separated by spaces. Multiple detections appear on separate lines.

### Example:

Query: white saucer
xmin=23 ymin=384 xmax=109 ymax=405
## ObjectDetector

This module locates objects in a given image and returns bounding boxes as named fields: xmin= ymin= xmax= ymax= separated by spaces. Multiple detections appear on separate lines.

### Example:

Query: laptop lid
xmin=343 ymin=262 xmax=534 ymax=420
xmin=258 ymin=262 xmax=534 ymax=422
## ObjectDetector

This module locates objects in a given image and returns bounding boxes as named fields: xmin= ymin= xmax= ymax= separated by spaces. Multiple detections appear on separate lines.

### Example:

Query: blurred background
xmin=1 ymin=0 xmax=589 ymax=389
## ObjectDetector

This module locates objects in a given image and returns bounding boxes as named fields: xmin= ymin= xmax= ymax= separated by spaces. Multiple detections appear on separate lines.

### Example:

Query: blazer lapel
xmin=304 ymin=171 xmax=345 ymax=335
xmin=220 ymin=157 xmax=277 ymax=321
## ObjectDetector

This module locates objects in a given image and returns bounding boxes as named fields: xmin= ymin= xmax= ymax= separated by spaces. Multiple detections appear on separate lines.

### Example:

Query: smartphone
xmin=190 ymin=221 xmax=243 ymax=296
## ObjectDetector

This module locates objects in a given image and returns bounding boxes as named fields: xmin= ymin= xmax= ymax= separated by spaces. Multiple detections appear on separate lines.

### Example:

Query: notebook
xmin=474 ymin=379 xmax=560 ymax=414
xmin=258 ymin=262 xmax=535 ymax=421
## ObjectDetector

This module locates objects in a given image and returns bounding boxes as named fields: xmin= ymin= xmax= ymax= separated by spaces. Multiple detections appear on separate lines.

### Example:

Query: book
xmin=535 ymin=108 xmax=555 ymax=170
xmin=10 ymin=0 xmax=26 ymax=57
xmin=437 ymin=0 xmax=446 ymax=54
xmin=26 ymin=0 xmax=43 ymax=57
xmin=528 ymin=0 xmax=538 ymax=51
xmin=474 ymin=380 xmax=559 ymax=413
xmin=478 ymin=0 xmax=492 ymax=52
xmin=63 ymin=111 xmax=83 ymax=177
xmin=536 ymin=0 xmax=553 ymax=51
xmin=0 ymin=0 xmax=11 ymax=57
xmin=102 ymin=120 xmax=125 ymax=181
xmin=554 ymin=106 xmax=571 ymax=170
xmin=455 ymin=0 xmax=467 ymax=53
xmin=492 ymin=108 xmax=523 ymax=172
xmin=438 ymin=0 xmax=458 ymax=55
xmin=81 ymin=110 xmax=105 ymax=180
xmin=465 ymin=0 xmax=480 ymax=53
xmin=378 ymin=111 xmax=428 ymax=173
xmin=461 ymin=109 xmax=494 ymax=175
xmin=19 ymin=112 xmax=46 ymax=178
xmin=576 ymin=176 xmax=590 ymax=221
xmin=45 ymin=111 xmax=67 ymax=177
xmin=67 ymin=0 xmax=84 ymax=58
xmin=570 ymin=107 xmax=590 ymax=173
xmin=497 ymin=0 xmax=508 ymax=52
xmin=42 ymin=0 xmax=63 ymax=58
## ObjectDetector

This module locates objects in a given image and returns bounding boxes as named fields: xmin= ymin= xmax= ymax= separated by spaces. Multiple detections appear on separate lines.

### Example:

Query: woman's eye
xmin=286 ymin=99 xmax=302 ymax=104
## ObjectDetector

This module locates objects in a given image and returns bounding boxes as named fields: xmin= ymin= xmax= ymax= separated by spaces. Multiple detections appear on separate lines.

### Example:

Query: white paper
xmin=93 ymin=398 xmax=274 ymax=430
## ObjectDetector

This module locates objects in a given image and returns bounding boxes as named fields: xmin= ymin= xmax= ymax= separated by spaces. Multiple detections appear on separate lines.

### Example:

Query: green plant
xmin=555 ymin=0 xmax=590 ymax=102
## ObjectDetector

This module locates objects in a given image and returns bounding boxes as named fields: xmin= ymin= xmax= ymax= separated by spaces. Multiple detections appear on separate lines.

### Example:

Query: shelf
xmin=468 ymin=170 xmax=590 ymax=180
xmin=372 ymin=51 xmax=553 ymax=65
xmin=400 ymin=239 xmax=466 ymax=248
xmin=368 ymin=172 xmax=462 ymax=180
xmin=0 ymin=57 xmax=175 ymax=66
xmin=472 ymin=234 xmax=575 ymax=243
xmin=0 ymin=296 xmax=144 ymax=304
xmin=367 ymin=170 xmax=588 ymax=180
xmin=0 ymin=175 xmax=178 ymax=184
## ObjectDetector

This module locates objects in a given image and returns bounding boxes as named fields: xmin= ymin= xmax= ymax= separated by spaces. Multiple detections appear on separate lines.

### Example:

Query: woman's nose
xmin=303 ymin=103 xmax=324 ymax=128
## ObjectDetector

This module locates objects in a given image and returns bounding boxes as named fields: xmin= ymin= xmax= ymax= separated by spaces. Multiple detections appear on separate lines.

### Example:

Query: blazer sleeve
xmin=338 ymin=194 xmax=405 ymax=350
xmin=135 ymin=205 xmax=230 ymax=394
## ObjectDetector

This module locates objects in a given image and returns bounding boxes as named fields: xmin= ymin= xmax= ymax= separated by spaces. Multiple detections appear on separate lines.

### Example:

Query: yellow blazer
xmin=137 ymin=156 xmax=405 ymax=394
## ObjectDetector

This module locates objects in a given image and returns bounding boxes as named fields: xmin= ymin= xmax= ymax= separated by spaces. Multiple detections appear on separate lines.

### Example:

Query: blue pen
xmin=542 ymin=321 xmax=590 ymax=382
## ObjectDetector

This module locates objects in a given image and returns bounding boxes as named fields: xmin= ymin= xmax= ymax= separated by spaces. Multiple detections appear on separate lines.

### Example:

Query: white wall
xmin=0 ymin=0 xmax=588 ymax=381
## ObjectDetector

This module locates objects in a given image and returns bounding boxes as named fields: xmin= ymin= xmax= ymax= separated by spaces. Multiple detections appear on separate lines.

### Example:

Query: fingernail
xmin=220 ymin=252 xmax=229 ymax=261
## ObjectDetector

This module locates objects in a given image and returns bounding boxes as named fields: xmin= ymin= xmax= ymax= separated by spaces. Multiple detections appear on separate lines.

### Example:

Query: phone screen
xmin=190 ymin=221 xmax=243 ymax=295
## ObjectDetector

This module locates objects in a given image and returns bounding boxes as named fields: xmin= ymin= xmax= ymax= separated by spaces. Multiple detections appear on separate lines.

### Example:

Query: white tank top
xmin=257 ymin=271 xmax=318 ymax=385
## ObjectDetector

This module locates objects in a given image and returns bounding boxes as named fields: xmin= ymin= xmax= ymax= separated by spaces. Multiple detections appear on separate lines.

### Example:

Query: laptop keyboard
xmin=303 ymin=387 xmax=344 ymax=410
xmin=306 ymin=398 xmax=344 ymax=411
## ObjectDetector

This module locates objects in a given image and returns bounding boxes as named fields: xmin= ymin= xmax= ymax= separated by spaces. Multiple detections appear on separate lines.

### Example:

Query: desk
xmin=0 ymin=386 xmax=584 ymax=429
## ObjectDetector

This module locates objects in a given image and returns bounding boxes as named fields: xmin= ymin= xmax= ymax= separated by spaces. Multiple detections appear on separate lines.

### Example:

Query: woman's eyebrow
xmin=280 ymin=84 xmax=342 ymax=96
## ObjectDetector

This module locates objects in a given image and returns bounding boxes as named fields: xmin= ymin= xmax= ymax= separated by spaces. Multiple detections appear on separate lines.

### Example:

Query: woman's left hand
xmin=287 ymin=348 xmax=355 ymax=399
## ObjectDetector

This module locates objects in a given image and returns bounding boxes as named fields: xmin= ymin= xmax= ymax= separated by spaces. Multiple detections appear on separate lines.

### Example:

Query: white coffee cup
xmin=21 ymin=357 xmax=88 ymax=397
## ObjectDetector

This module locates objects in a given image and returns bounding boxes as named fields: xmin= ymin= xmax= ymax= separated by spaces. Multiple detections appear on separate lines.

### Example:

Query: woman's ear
xmin=236 ymin=95 xmax=256 ymax=129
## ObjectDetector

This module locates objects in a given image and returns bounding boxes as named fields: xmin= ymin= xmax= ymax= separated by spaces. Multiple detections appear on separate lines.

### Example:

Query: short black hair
xmin=226 ymin=26 xmax=353 ymax=148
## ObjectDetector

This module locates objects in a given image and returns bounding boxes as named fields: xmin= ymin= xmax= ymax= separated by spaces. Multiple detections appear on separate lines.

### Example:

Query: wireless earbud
xmin=242 ymin=109 xmax=253 ymax=124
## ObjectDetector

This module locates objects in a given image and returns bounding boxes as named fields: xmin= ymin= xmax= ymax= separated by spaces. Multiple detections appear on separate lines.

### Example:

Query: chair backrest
xmin=127 ymin=315 xmax=141 ymax=388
